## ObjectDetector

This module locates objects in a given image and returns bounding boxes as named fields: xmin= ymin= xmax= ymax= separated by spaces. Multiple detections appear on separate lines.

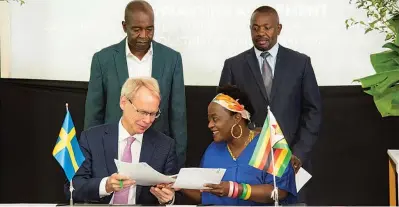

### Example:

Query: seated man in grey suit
xmin=69 ymin=77 xmax=177 ymax=205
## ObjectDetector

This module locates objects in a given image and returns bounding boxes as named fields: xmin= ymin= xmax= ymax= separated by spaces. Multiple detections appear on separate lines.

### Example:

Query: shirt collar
xmin=254 ymin=43 xmax=279 ymax=59
xmin=125 ymin=38 xmax=153 ymax=58
xmin=118 ymin=119 xmax=143 ymax=143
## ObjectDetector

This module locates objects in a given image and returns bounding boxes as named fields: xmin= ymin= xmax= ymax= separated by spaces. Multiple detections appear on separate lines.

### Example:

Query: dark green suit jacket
xmin=84 ymin=38 xmax=187 ymax=168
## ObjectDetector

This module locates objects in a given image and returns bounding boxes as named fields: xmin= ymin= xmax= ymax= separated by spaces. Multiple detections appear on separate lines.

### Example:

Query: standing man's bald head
xmin=124 ymin=0 xmax=154 ymax=23
xmin=122 ymin=0 xmax=155 ymax=59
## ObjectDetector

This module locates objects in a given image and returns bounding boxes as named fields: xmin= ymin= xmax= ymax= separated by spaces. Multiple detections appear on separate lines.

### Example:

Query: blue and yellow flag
xmin=52 ymin=107 xmax=85 ymax=181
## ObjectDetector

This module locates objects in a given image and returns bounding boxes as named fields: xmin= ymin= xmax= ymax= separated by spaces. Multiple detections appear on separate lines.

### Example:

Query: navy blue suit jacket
xmin=67 ymin=123 xmax=178 ymax=204
xmin=219 ymin=45 xmax=322 ymax=168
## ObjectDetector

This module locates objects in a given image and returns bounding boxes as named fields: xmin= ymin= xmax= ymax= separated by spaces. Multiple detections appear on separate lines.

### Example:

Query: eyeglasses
xmin=127 ymin=98 xmax=161 ymax=119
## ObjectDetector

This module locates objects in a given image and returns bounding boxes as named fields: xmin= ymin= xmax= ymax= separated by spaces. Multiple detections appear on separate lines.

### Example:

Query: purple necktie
xmin=113 ymin=136 xmax=135 ymax=204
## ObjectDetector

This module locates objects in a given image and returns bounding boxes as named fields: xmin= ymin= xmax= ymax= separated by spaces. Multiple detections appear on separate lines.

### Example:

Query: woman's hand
xmin=201 ymin=181 xmax=230 ymax=197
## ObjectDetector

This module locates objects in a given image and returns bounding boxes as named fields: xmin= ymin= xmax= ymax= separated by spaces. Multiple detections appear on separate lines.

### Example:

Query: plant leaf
xmin=354 ymin=70 xmax=399 ymax=116
xmin=370 ymin=50 xmax=399 ymax=73
xmin=383 ymin=42 xmax=399 ymax=53
xmin=388 ymin=15 xmax=399 ymax=34
xmin=354 ymin=70 xmax=399 ymax=93
xmin=373 ymin=85 xmax=399 ymax=117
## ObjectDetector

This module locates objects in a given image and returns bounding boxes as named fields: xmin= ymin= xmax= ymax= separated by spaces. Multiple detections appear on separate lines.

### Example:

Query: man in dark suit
xmin=71 ymin=77 xmax=177 ymax=205
xmin=219 ymin=6 xmax=322 ymax=203
xmin=84 ymin=0 xmax=187 ymax=168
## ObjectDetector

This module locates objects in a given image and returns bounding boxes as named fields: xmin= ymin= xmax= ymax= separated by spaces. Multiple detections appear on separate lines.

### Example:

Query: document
xmin=172 ymin=168 xmax=226 ymax=189
xmin=114 ymin=159 xmax=176 ymax=186
xmin=295 ymin=167 xmax=312 ymax=192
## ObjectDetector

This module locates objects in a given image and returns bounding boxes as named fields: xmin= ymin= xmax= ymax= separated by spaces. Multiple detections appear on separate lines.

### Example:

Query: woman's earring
xmin=231 ymin=124 xmax=242 ymax=139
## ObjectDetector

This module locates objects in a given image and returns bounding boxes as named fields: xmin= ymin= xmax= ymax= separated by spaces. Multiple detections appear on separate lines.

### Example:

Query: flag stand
xmin=249 ymin=106 xmax=291 ymax=207
xmin=66 ymin=103 xmax=74 ymax=206
xmin=69 ymin=180 xmax=74 ymax=206
xmin=268 ymin=106 xmax=279 ymax=207
xmin=53 ymin=102 xmax=84 ymax=206
xmin=270 ymin=146 xmax=279 ymax=207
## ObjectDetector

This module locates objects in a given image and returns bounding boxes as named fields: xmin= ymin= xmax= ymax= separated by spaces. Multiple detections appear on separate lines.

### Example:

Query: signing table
xmin=388 ymin=149 xmax=399 ymax=206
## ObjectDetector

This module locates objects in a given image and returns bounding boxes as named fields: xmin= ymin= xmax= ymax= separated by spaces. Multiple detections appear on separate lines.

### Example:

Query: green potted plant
xmin=346 ymin=0 xmax=399 ymax=116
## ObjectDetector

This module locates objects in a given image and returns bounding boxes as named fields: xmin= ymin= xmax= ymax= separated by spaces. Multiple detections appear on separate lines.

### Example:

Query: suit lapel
xmin=103 ymin=123 xmax=119 ymax=175
xmin=136 ymin=129 xmax=155 ymax=200
xmin=151 ymin=41 xmax=165 ymax=84
xmin=246 ymin=48 xmax=268 ymax=102
xmin=270 ymin=46 xmax=287 ymax=102
xmin=115 ymin=39 xmax=129 ymax=88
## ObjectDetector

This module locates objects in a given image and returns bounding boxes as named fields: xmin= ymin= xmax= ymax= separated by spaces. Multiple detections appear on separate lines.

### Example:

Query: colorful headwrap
xmin=212 ymin=93 xmax=251 ymax=120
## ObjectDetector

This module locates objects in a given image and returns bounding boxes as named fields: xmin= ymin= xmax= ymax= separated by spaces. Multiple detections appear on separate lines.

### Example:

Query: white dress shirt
xmin=99 ymin=119 xmax=143 ymax=204
xmin=254 ymin=43 xmax=280 ymax=76
xmin=125 ymin=38 xmax=153 ymax=77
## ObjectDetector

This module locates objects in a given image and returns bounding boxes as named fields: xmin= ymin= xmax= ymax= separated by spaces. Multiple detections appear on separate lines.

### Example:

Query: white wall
xmin=5 ymin=0 xmax=387 ymax=86
xmin=0 ymin=1 xmax=11 ymax=78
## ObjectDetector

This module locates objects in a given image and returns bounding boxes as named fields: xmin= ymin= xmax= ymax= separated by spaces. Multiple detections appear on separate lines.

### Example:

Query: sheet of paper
xmin=172 ymin=168 xmax=226 ymax=190
xmin=296 ymin=167 xmax=312 ymax=192
xmin=114 ymin=159 xmax=175 ymax=186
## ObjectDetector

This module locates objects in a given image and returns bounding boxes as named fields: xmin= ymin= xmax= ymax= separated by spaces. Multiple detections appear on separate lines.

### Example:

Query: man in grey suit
xmin=219 ymin=6 xmax=322 ymax=203
xmin=84 ymin=0 xmax=187 ymax=168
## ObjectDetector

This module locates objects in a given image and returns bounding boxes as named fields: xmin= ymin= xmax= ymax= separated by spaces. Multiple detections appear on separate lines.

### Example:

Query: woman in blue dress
xmin=181 ymin=85 xmax=297 ymax=205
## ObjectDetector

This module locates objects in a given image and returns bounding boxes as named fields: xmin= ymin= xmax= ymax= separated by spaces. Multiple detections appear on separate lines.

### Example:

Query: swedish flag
xmin=52 ymin=107 xmax=85 ymax=181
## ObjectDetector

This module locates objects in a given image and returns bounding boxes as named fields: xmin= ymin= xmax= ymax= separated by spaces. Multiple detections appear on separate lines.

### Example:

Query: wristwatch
xmin=160 ymin=196 xmax=175 ymax=205
xmin=164 ymin=199 xmax=173 ymax=205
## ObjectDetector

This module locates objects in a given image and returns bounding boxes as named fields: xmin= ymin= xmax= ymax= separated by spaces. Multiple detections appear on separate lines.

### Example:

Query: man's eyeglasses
xmin=127 ymin=98 xmax=161 ymax=119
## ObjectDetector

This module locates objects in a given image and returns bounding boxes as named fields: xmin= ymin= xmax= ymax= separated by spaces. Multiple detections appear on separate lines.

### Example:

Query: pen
xmin=119 ymin=180 xmax=123 ymax=189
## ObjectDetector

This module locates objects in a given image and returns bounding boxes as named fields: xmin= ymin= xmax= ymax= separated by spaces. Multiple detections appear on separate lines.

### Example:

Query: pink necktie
xmin=113 ymin=136 xmax=135 ymax=204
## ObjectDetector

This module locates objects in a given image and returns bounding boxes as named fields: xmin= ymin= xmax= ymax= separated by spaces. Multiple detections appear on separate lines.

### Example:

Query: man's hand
xmin=291 ymin=155 xmax=302 ymax=173
xmin=105 ymin=173 xmax=135 ymax=193
xmin=201 ymin=181 xmax=230 ymax=197
xmin=150 ymin=183 xmax=175 ymax=204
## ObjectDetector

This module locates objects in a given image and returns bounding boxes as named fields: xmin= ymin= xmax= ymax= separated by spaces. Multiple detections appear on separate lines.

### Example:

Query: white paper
xmin=295 ymin=167 xmax=312 ymax=192
xmin=114 ymin=159 xmax=176 ymax=186
xmin=172 ymin=168 xmax=226 ymax=189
